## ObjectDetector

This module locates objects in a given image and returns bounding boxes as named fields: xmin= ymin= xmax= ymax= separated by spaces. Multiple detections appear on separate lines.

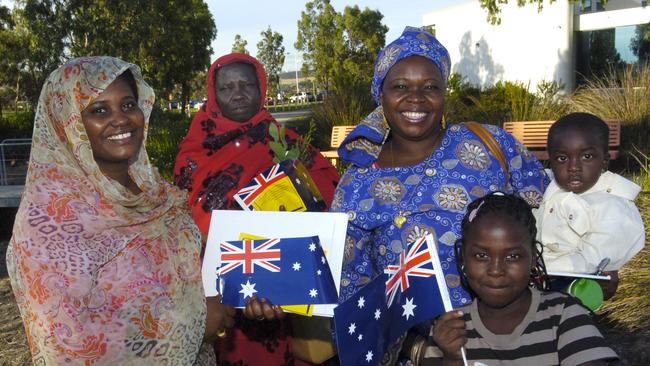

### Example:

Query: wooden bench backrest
xmin=503 ymin=120 xmax=621 ymax=149
xmin=330 ymin=126 xmax=356 ymax=149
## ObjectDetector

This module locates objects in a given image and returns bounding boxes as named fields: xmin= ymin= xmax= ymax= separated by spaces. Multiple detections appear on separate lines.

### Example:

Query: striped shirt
xmin=423 ymin=288 xmax=618 ymax=366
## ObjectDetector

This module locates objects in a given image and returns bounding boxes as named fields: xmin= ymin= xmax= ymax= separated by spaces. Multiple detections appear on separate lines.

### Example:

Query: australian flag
xmin=334 ymin=234 xmax=453 ymax=366
xmin=217 ymin=236 xmax=338 ymax=307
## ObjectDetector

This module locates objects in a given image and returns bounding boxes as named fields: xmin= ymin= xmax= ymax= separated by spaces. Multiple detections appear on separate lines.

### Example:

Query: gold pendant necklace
xmin=389 ymin=127 xmax=444 ymax=230
xmin=393 ymin=211 xmax=407 ymax=229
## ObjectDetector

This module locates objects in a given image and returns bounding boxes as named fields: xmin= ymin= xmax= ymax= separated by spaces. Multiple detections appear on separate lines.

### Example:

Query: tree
xmin=588 ymin=29 xmax=623 ymax=76
xmin=0 ymin=5 xmax=19 ymax=114
xmin=334 ymin=5 xmax=387 ymax=89
xmin=479 ymin=0 xmax=608 ymax=25
xmin=296 ymin=1 xmax=386 ymax=93
xmin=9 ymin=0 xmax=68 ymax=105
xmin=65 ymin=0 xmax=216 ymax=110
xmin=630 ymin=23 xmax=650 ymax=65
xmin=256 ymin=26 xmax=285 ymax=98
xmin=232 ymin=34 xmax=249 ymax=54
xmin=3 ymin=0 xmax=216 ymax=110
xmin=295 ymin=0 xmax=340 ymax=91
xmin=187 ymin=70 xmax=208 ymax=101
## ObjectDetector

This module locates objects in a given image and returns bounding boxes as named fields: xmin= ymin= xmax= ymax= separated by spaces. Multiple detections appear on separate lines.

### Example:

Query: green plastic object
xmin=568 ymin=278 xmax=604 ymax=311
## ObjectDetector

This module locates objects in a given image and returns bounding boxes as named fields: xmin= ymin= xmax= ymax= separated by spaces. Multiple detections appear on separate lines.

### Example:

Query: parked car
xmin=289 ymin=92 xmax=315 ymax=103
xmin=168 ymin=101 xmax=180 ymax=110
xmin=189 ymin=99 xmax=205 ymax=110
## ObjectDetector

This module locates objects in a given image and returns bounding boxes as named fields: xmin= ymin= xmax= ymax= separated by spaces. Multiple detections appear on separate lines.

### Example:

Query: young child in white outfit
xmin=536 ymin=112 xmax=645 ymax=274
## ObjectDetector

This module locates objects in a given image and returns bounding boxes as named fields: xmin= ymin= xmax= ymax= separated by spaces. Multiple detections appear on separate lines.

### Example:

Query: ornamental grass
xmin=571 ymin=64 xmax=650 ymax=157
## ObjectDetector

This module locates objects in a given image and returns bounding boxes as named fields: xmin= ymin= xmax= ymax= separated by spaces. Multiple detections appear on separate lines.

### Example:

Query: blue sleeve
xmin=489 ymin=125 xmax=549 ymax=207
xmin=330 ymin=168 xmax=376 ymax=303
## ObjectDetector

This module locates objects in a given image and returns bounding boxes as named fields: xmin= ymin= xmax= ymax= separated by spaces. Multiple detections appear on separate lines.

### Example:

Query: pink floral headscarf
xmin=7 ymin=56 xmax=210 ymax=365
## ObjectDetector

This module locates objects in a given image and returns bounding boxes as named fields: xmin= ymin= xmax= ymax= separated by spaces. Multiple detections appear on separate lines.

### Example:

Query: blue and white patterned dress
xmin=332 ymin=122 xmax=549 ymax=307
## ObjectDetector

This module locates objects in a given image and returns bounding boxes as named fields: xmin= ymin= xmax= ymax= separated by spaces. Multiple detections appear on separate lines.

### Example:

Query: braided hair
xmin=454 ymin=192 xmax=548 ymax=293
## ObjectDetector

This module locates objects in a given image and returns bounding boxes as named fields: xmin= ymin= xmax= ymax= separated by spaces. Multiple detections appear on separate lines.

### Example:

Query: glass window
xmin=576 ymin=23 xmax=649 ymax=85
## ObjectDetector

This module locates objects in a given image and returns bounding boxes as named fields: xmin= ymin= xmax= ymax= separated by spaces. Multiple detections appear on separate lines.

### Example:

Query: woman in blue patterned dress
xmin=330 ymin=26 xmax=549 ymax=364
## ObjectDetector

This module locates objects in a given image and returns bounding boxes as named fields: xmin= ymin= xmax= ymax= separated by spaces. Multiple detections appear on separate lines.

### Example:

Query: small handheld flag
xmin=334 ymin=234 xmax=458 ymax=366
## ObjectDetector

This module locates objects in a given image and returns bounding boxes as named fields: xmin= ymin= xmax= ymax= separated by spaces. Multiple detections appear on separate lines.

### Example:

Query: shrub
xmin=0 ymin=112 xmax=35 ymax=139
xmin=310 ymin=83 xmax=375 ymax=151
xmin=146 ymin=108 xmax=191 ymax=181
xmin=444 ymin=73 xmax=483 ymax=124
xmin=444 ymin=76 xmax=567 ymax=126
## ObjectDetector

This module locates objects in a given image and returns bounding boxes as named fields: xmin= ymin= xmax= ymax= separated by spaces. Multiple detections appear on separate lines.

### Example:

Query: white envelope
xmin=203 ymin=210 xmax=349 ymax=317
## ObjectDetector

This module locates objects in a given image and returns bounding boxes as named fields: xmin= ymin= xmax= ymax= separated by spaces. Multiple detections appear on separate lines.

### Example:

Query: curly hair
xmin=548 ymin=112 xmax=609 ymax=157
xmin=454 ymin=192 xmax=548 ymax=293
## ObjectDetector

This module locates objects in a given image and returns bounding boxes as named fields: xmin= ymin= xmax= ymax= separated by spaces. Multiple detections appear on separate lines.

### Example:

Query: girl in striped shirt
xmin=422 ymin=193 xmax=617 ymax=366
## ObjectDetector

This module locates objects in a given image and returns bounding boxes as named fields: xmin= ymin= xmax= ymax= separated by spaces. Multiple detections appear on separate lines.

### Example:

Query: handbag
xmin=463 ymin=121 xmax=510 ymax=181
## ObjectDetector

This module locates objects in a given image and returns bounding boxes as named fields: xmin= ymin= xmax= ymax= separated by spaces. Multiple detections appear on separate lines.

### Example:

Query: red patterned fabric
xmin=174 ymin=53 xmax=338 ymax=236
xmin=173 ymin=53 xmax=339 ymax=365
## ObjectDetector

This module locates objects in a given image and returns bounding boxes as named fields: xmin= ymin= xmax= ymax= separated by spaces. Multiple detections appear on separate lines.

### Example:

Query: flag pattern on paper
xmin=217 ymin=236 xmax=338 ymax=307
xmin=234 ymin=163 xmax=286 ymax=207
xmin=334 ymin=234 xmax=453 ymax=366
xmin=219 ymin=238 xmax=281 ymax=274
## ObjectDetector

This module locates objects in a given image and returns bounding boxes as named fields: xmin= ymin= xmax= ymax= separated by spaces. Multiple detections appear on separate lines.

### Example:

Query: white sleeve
xmin=577 ymin=197 xmax=645 ymax=271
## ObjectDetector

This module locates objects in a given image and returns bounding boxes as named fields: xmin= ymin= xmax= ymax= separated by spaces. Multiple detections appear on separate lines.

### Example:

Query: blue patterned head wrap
xmin=371 ymin=26 xmax=451 ymax=105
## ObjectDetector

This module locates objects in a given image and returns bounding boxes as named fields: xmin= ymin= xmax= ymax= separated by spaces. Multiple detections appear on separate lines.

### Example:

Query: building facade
xmin=422 ymin=0 xmax=650 ymax=92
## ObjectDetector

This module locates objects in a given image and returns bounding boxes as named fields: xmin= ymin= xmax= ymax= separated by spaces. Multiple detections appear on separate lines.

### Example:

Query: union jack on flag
xmin=219 ymin=238 xmax=281 ymax=275
xmin=384 ymin=235 xmax=436 ymax=307
xmin=234 ymin=163 xmax=287 ymax=207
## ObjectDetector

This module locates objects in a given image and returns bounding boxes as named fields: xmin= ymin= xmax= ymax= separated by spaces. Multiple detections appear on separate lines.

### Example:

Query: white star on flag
xmin=402 ymin=297 xmax=417 ymax=320
xmin=357 ymin=334 xmax=363 ymax=341
xmin=357 ymin=296 xmax=365 ymax=308
xmin=365 ymin=351 xmax=373 ymax=362
xmin=309 ymin=288 xmax=318 ymax=298
xmin=317 ymin=269 xmax=322 ymax=275
xmin=292 ymin=262 xmax=301 ymax=271
xmin=374 ymin=308 xmax=381 ymax=320
xmin=348 ymin=322 xmax=356 ymax=335
xmin=308 ymin=243 xmax=316 ymax=252
xmin=321 ymin=256 xmax=326 ymax=264
xmin=239 ymin=280 xmax=258 ymax=299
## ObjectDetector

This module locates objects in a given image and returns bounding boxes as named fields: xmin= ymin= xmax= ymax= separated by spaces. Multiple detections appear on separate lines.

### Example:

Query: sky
xmin=206 ymin=0 xmax=463 ymax=71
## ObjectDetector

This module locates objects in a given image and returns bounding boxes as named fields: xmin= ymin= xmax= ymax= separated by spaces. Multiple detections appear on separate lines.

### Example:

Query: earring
xmin=441 ymin=115 xmax=447 ymax=130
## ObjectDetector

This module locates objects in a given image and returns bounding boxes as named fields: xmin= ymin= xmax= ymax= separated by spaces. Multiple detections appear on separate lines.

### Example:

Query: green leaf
xmin=268 ymin=123 xmax=280 ymax=141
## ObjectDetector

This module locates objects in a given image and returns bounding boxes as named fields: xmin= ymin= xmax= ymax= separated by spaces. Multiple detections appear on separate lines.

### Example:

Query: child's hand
xmin=243 ymin=296 xmax=285 ymax=320
xmin=598 ymin=271 xmax=619 ymax=300
xmin=432 ymin=310 xmax=467 ymax=360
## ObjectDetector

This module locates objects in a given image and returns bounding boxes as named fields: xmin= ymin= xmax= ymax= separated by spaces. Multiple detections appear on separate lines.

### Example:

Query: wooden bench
xmin=321 ymin=125 xmax=356 ymax=164
xmin=503 ymin=120 xmax=621 ymax=160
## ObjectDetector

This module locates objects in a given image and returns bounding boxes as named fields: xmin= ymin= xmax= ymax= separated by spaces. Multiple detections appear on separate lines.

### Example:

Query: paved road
xmin=272 ymin=109 xmax=312 ymax=122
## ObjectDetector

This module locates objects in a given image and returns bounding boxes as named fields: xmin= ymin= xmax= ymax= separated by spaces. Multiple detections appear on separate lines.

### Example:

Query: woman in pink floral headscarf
xmin=7 ymin=56 xmax=234 ymax=365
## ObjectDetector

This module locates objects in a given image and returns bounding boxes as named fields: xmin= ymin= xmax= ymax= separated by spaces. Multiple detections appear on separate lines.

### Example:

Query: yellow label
xmin=250 ymin=176 xmax=306 ymax=212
